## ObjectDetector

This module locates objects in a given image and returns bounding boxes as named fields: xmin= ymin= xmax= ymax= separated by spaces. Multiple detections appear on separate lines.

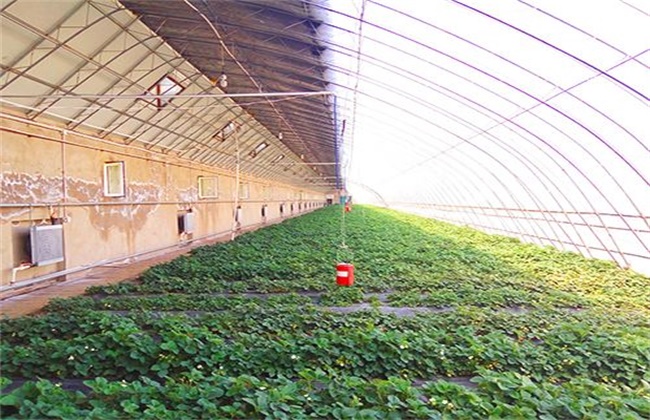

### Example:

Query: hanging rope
xmin=340 ymin=199 xmax=347 ymax=249
xmin=337 ymin=195 xmax=355 ymax=265
xmin=230 ymin=126 xmax=240 ymax=241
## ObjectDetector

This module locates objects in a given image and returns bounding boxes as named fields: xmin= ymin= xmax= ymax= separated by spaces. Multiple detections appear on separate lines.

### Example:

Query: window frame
xmin=213 ymin=121 xmax=236 ymax=142
xmin=249 ymin=142 xmax=268 ymax=158
xmin=142 ymin=74 xmax=184 ymax=109
xmin=238 ymin=182 xmax=250 ymax=200
xmin=198 ymin=176 xmax=219 ymax=199
xmin=103 ymin=161 xmax=126 ymax=198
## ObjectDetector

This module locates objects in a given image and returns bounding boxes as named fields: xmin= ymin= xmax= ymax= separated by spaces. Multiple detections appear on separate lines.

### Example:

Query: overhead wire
xmin=2 ymin=0 xmax=648 ymax=269
xmin=344 ymin=0 xmax=368 ymax=183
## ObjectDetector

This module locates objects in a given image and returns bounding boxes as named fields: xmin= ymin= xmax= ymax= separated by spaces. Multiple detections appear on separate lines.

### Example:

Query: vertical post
xmin=60 ymin=130 xmax=68 ymax=275
xmin=231 ymin=128 xmax=240 ymax=241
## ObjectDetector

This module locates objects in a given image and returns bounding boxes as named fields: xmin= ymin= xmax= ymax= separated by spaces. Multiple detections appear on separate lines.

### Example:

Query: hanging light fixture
xmin=278 ymin=132 xmax=283 ymax=140
xmin=218 ymin=73 xmax=228 ymax=88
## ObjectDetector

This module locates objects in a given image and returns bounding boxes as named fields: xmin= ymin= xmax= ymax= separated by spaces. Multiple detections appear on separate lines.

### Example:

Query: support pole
xmin=231 ymin=128 xmax=241 ymax=241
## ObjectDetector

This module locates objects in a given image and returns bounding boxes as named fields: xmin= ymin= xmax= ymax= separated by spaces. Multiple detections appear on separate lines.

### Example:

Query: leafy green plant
xmin=320 ymin=287 xmax=364 ymax=306
xmin=2 ymin=205 xmax=649 ymax=418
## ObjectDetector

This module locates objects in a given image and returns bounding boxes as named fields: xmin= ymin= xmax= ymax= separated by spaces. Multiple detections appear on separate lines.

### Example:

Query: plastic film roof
xmin=0 ymin=0 xmax=336 ymax=188
xmin=324 ymin=0 xmax=649 ymax=274
xmin=1 ymin=0 xmax=649 ymax=273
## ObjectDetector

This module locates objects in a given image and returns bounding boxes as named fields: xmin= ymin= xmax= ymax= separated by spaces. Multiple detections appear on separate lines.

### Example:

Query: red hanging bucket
xmin=336 ymin=263 xmax=355 ymax=286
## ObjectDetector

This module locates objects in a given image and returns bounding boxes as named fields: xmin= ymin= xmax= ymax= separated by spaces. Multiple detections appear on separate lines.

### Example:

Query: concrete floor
xmin=0 ymin=248 xmax=189 ymax=318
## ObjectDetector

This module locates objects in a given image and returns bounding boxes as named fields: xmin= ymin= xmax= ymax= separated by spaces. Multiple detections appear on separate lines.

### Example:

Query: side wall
xmin=0 ymin=115 xmax=327 ymax=288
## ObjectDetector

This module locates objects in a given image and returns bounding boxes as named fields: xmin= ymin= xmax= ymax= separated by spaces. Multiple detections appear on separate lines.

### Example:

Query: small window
xmin=213 ymin=121 xmax=236 ymax=142
xmin=198 ymin=176 xmax=218 ymax=198
xmin=262 ymin=185 xmax=272 ymax=200
xmin=249 ymin=142 xmax=268 ymax=158
xmin=238 ymin=183 xmax=250 ymax=199
xmin=103 ymin=162 xmax=125 ymax=197
xmin=271 ymin=154 xmax=285 ymax=163
xmin=143 ymin=75 xmax=184 ymax=109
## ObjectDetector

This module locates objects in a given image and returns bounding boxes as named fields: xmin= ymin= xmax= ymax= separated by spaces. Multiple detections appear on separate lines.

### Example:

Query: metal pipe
xmin=0 ymin=114 xmax=323 ymax=195
xmin=1 ymin=104 xmax=326 ymax=191
xmin=0 ymin=199 xmax=318 ymax=208
xmin=273 ymin=162 xmax=337 ymax=165
xmin=10 ymin=263 xmax=33 ymax=285
xmin=231 ymin=128 xmax=241 ymax=240
xmin=0 ymin=91 xmax=333 ymax=100
xmin=334 ymin=95 xmax=340 ymax=190
xmin=60 ymin=130 xmax=68 ymax=218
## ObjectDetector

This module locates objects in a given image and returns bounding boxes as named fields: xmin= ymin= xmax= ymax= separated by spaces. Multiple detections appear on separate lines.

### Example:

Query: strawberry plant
xmin=1 ymin=205 xmax=648 ymax=418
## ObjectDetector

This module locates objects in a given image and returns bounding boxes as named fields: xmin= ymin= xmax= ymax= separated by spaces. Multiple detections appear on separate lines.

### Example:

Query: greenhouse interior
xmin=1 ymin=0 xmax=649 ymax=418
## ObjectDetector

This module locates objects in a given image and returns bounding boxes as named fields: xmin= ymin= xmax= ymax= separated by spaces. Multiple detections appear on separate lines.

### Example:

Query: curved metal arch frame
xmin=0 ymin=0 xmax=324 ymax=186
xmin=309 ymin=1 xmax=648 ymax=197
xmin=336 ymin=101 xmax=567 ymax=252
xmin=1 ymin=0 xmax=648 ymax=268
xmin=317 ymin=52 xmax=643 ymax=262
xmin=296 ymin=7 xmax=647 ymax=253
xmin=310 ymin=1 xmax=648 ymax=266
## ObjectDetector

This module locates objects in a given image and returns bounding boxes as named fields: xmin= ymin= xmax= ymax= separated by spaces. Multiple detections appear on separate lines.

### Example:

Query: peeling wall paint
xmin=177 ymin=186 xmax=198 ymax=203
xmin=1 ymin=117 xmax=328 ymax=287
xmin=1 ymin=173 xmax=63 ymax=209
xmin=1 ymin=172 xmax=161 ymax=236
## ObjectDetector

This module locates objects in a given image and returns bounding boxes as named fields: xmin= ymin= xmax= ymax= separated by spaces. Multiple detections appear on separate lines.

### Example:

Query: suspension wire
xmin=335 ymin=0 xmax=365 ymax=266
xmin=337 ymin=107 xmax=351 ymax=264
xmin=337 ymin=197 xmax=355 ymax=265
xmin=340 ymin=199 xmax=347 ymax=248
xmin=230 ymin=126 xmax=241 ymax=241
xmin=345 ymin=0 xmax=368 ymax=185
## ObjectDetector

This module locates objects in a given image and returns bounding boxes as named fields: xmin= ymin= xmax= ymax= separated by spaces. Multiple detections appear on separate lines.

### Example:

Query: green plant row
xmin=4 ymin=306 xmax=648 ymax=350
xmin=3 ymin=311 xmax=648 ymax=387
xmin=2 ymin=205 xmax=649 ymax=418
xmin=42 ymin=293 xmax=315 ymax=313
xmin=86 ymin=206 xmax=650 ymax=310
xmin=52 ymin=287 xmax=364 ymax=311
xmin=2 ymin=370 xmax=648 ymax=419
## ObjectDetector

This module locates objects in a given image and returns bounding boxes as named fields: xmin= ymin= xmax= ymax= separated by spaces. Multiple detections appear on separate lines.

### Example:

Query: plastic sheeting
xmin=322 ymin=0 xmax=649 ymax=273
xmin=1 ymin=0 xmax=648 ymax=273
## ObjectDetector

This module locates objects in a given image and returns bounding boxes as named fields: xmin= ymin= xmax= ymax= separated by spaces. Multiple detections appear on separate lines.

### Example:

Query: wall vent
xmin=178 ymin=211 xmax=195 ymax=234
xmin=29 ymin=225 xmax=64 ymax=266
